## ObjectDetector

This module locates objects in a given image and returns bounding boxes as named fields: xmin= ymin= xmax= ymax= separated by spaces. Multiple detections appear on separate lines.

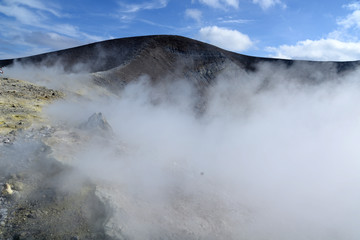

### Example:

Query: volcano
xmin=1 ymin=35 xmax=360 ymax=240
xmin=2 ymin=35 xmax=360 ymax=92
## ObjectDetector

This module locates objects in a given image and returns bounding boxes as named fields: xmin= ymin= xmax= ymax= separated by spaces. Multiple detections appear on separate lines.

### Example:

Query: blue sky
xmin=1 ymin=0 xmax=360 ymax=61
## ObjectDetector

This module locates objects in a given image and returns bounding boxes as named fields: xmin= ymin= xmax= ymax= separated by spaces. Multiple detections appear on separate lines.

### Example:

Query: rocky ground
xmin=0 ymin=76 xmax=114 ymax=240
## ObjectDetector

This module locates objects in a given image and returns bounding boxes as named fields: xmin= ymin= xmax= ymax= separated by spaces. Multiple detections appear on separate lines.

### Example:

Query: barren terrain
xmin=1 ymin=35 xmax=360 ymax=240
xmin=0 ymin=76 xmax=111 ymax=239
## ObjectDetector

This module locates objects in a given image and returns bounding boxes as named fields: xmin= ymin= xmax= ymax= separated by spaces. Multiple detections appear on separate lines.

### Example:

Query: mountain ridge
xmin=1 ymin=35 xmax=360 ymax=92
xmin=2 ymin=35 xmax=359 ymax=67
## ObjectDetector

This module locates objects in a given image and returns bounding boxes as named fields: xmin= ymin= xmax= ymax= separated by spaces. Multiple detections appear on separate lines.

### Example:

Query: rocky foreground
xmin=0 ymin=76 xmax=114 ymax=240
xmin=0 ymin=77 xmax=61 ymax=135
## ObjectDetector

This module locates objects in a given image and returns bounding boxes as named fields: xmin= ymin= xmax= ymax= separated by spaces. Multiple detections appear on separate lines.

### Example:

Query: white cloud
xmin=10 ymin=0 xmax=61 ymax=17
xmin=265 ymin=3 xmax=360 ymax=61
xmin=198 ymin=26 xmax=253 ymax=52
xmin=198 ymin=0 xmax=239 ymax=9
xmin=266 ymin=39 xmax=360 ymax=61
xmin=220 ymin=19 xmax=252 ymax=24
xmin=24 ymin=32 xmax=83 ymax=50
xmin=82 ymin=33 xmax=106 ymax=43
xmin=118 ymin=0 xmax=168 ymax=13
xmin=0 ymin=0 xmax=105 ymax=58
xmin=0 ymin=0 xmax=71 ymax=36
xmin=53 ymin=24 xmax=83 ymax=38
xmin=0 ymin=0 xmax=61 ymax=25
xmin=344 ymin=2 xmax=360 ymax=11
xmin=252 ymin=0 xmax=286 ymax=10
xmin=185 ymin=9 xmax=202 ymax=23
xmin=0 ymin=3 xmax=42 ymax=25
xmin=337 ymin=3 xmax=360 ymax=29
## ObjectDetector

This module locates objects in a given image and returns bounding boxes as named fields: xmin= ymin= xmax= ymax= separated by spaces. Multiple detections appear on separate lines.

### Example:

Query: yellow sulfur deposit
xmin=0 ymin=77 xmax=62 ymax=134
xmin=2 ymin=183 xmax=13 ymax=195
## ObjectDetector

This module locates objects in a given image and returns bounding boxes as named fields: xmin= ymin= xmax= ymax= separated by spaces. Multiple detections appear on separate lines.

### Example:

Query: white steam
xmin=6 ymin=61 xmax=360 ymax=239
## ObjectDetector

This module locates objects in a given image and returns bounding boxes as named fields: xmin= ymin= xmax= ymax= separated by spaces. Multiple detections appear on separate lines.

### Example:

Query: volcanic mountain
xmin=1 ymin=35 xmax=360 ymax=93
xmin=2 ymin=35 xmax=360 ymax=240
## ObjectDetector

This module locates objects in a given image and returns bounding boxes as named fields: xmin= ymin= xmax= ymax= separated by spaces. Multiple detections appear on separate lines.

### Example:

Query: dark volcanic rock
xmin=1 ymin=35 xmax=360 ymax=93
xmin=79 ymin=112 xmax=113 ymax=133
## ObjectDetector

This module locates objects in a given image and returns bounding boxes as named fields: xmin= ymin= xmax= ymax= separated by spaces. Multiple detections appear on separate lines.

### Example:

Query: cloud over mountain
xmin=199 ymin=26 xmax=253 ymax=52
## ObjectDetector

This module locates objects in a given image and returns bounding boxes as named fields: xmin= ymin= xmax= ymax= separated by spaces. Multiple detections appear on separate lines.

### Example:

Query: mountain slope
xmin=1 ymin=35 xmax=360 ymax=92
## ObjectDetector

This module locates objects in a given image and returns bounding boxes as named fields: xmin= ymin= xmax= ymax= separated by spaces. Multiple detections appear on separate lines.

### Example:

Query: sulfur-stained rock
xmin=0 ymin=77 xmax=63 ymax=135
xmin=2 ymin=183 xmax=13 ymax=196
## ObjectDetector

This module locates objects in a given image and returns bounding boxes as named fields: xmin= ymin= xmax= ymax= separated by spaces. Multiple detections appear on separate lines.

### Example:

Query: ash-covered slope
xmin=2 ymin=35 xmax=360 ymax=92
